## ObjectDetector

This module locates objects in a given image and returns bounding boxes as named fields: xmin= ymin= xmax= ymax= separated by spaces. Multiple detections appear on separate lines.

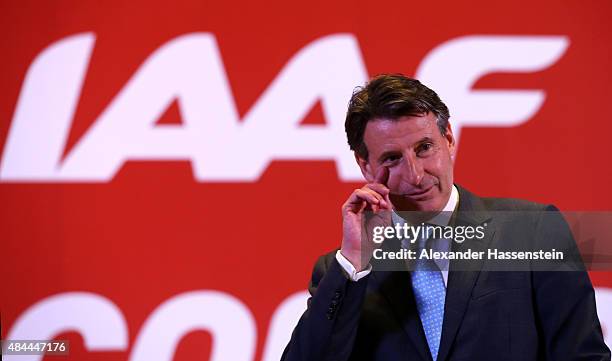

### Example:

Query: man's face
xmin=356 ymin=112 xmax=456 ymax=212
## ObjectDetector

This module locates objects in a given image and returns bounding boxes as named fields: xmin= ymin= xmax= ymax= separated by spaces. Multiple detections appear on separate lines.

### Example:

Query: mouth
xmin=398 ymin=185 xmax=435 ymax=200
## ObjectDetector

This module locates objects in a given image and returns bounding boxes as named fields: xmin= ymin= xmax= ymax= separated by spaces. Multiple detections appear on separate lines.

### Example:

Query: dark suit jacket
xmin=281 ymin=185 xmax=610 ymax=361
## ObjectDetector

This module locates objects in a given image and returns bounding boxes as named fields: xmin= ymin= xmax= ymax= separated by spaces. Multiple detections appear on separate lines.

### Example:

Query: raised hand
xmin=340 ymin=166 xmax=393 ymax=271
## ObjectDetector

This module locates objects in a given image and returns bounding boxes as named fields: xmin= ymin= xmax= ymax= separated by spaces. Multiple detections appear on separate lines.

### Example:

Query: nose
xmin=399 ymin=153 xmax=424 ymax=186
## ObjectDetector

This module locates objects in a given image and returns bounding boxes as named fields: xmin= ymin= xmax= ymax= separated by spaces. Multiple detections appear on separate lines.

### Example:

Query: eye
xmin=383 ymin=154 xmax=401 ymax=164
xmin=416 ymin=142 xmax=434 ymax=156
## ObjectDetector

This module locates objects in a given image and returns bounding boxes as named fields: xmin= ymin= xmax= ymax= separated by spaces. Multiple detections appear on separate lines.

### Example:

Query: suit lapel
xmin=371 ymin=238 xmax=433 ymax=361
xmin=436 ymin=185 xmax=495 ymax=361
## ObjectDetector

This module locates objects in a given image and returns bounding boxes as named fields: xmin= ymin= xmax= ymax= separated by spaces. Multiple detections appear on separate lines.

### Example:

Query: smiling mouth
xmin=398 ymin=186 xmax=435 ymax=199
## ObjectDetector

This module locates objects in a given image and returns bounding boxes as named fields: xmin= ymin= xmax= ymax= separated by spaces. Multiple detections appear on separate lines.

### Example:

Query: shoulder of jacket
xmin=480 ymin=196 xmax=549 ymax=211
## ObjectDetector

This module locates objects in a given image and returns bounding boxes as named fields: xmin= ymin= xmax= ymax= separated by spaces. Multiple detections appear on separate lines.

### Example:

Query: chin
xmin=414 ymin=199 xmax=444 ymax=213
xmin=391 ymin=195 xmax=444 ymax=213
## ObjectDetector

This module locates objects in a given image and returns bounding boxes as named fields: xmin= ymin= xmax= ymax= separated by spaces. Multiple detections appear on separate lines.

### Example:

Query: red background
xmin=1 ymin=1 xmax=611 ymax=360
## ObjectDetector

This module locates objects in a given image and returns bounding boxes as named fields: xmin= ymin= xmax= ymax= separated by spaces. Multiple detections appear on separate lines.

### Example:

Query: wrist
xmin=340 ymin=249 xmax=368 ymax=272
xmin=336 ymin=250 xmax=372 ymax=282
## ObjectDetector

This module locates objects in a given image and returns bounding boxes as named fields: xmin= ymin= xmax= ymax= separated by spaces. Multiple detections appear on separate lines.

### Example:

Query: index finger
xmin=374 ymin=166 xmax=389 ymax=186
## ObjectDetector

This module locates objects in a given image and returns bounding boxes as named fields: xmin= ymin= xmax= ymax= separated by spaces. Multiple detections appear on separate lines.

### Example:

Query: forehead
xmin=363 ymin=113 xmax=438 ymax=153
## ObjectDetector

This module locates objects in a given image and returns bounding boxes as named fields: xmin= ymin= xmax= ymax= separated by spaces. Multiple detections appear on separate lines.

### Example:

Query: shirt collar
xmin=391 ymin=184 xmax=459 ymax=227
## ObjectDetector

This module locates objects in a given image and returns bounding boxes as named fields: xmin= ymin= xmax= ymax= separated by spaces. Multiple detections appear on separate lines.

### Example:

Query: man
xmin=281 ymin=74 xmax=610 ymax=361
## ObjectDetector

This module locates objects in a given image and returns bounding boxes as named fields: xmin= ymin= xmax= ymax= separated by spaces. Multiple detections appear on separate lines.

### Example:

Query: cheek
xmin=428 ymin=155 xmax=453 ymax=180
xmin=386 ymin=168 xmax=401 ymax=191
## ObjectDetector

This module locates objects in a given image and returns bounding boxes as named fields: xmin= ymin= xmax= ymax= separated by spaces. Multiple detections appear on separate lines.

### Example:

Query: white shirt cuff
xmin=335 ymin=250 xmax=372 ymax=281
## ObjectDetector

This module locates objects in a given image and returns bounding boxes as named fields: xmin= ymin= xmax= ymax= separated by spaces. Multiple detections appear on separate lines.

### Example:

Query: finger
xmin=366 ymin=183 xmax=390 ymax=196
xmin=373 ymin=167 xmax=392 ymax=210
xmin=382 ymin=192 xmax=392 ymax=210
xmin=357 ymin=199 xmax=367 ymax=213
xmin=364 ymin=184 xmax=392 ymax=210
xmin=343 ymin=198 xmax=367 ymax=214
xmin=359 ymin=188 xmax=385 ymax=204
xmin=359 ymin=189 xmax=388 ymax=213
xmin=364 ymin=184 xmax=390 ymax=209
xmin=374 ymin=166 xmax=389 ymax=187
xmin=353 ymin=189 xmax=382 ymax=206
xmin=364 ymin=189 xmax=387 ymax=209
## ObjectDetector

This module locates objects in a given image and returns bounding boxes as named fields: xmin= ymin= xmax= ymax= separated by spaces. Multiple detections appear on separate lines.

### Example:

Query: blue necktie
xmin=411 ymin=237 xmax=446 ymax=361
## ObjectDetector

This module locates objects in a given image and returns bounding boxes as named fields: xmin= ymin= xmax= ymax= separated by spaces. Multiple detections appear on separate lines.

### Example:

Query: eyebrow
xmin=376 ymin=136 xmax=435 ymax=163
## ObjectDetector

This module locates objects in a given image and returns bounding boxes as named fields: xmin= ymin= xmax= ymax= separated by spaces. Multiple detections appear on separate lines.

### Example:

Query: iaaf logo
xmin=0 ymin=33 xmax=568 ymax=182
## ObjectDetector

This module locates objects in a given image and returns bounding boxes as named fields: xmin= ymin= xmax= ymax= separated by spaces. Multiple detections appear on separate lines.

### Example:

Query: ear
xmin=443 ymin=123 xmax=456 ymax=159
xmin=355 ymin=152 xmax=375 ymax=182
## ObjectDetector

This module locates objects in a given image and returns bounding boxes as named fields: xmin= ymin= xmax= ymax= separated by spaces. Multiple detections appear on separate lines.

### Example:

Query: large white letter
xmin=261 ymin=290 xmax=309 ymax=361
xmin=416 ymin=35 xmax=569 ymax=143
xmin=0 ymin=33 xmax=95 ymax=181
xmin=129 ymin=290 xmax=256 ymax=361
xmin=5 ymin=292 xmax=128 ymax=361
